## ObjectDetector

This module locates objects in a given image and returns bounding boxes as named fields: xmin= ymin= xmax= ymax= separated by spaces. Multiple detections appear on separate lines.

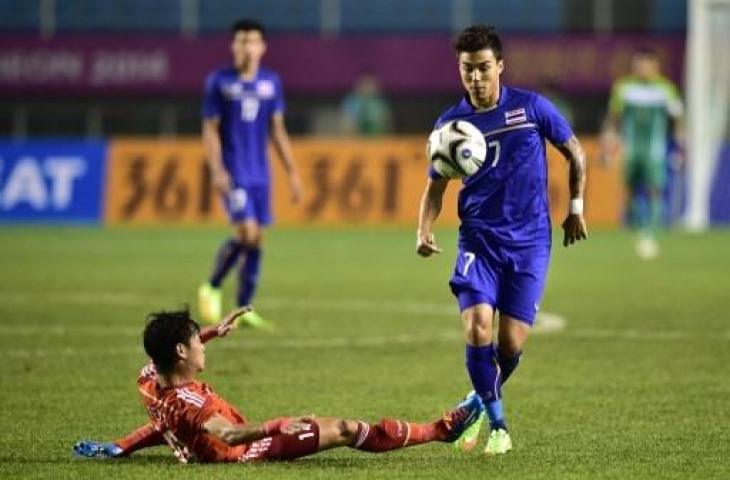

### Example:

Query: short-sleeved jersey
xmin=137 ymin=363 xmax=248 ymax=463
xmin=608 ymin=75 xmax=682 ymax=160
xmin=202 ymin=66 xmax=285 ymax=187
xmin=431 ymin=86 xmax=574 ymax=246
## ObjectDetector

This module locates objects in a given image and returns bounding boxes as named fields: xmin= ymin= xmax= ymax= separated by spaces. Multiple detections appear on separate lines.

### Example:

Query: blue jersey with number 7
xmin=429 ymin=86 xmax=573 ymax=246
xmin=202 ymin=65 xmax=285 ymax=187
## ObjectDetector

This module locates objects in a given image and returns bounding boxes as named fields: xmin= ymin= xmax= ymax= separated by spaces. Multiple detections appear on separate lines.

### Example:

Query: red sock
xmin=351 ymin=418 xmax=443 ymax=452
xmin=114 ymin=424 xmax=165 ymax=455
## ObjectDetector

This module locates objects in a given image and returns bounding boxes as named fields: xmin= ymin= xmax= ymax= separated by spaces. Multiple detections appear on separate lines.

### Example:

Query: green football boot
xmin=197 ymin=283 xmax=222 ymax=325
xmin=236 ymin=308 xmax=274 ymax=331
xmin=484 ymin=428 xmax=512 ymax=455
xmin=454 ymin=391 xmax=485 ymax=452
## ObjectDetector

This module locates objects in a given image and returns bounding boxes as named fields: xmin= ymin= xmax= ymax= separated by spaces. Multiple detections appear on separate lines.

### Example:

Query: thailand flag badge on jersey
xmin=256 ymin=80 xmax=276 ymax=99
xmin=505 ymin=108 xmax=527 ymax=125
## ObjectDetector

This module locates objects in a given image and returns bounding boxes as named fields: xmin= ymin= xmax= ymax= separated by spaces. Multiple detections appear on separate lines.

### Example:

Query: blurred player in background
xmin=416 ymin=25 xmax=587 ymax=455
xmin=73 ymin=307 xmax=484 ymax=463
xmin=198 ymin=18 xmax=302 ymax=327
xmin=601 ymin=47 xmax=684 ymax=259
xmin=340 ymin=72 xmax=394 ymax=136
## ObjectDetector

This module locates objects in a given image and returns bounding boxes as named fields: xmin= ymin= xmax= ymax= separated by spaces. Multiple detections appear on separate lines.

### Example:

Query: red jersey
xmin=137 ymin=363 xmax=248 ymax=463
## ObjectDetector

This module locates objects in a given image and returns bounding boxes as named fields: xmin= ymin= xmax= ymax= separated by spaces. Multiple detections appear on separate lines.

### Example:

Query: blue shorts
xmin=449 ymin=229 xmax=550 ymax=325
xmin=222 ymin=185 xmax=272 ymax=226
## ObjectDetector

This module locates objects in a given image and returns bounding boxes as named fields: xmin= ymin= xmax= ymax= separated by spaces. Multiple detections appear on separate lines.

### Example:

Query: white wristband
xmin=569 ymin=198 xmax=584 ymax=215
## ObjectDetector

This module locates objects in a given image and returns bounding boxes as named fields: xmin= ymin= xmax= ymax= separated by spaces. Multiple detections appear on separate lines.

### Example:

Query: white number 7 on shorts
xmin=462 ymin=252 xmax=476 ymax=276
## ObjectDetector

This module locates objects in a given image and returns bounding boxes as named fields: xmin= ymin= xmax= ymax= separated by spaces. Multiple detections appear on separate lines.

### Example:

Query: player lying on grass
xmin=74 ymin=307 xmax=483 ymax=463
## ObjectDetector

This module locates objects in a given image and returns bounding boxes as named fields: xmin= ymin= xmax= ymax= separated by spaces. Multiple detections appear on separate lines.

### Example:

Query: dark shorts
xmin=449 ymin=229 xmax=551 ymax=325
xmin=625 ymin=155 xmax=666 ymax=190
xmin=222 ymin=185 xmax=272 ymax=226
xmin=239 ymin=419 xmax=320 ymax=463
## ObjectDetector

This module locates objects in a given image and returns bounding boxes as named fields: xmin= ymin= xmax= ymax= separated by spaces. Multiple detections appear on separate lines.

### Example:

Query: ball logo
xmin=229 ymin=188 xmax=248 ymax=212
xmin=461 ymin=148 xmax=472 ymax=159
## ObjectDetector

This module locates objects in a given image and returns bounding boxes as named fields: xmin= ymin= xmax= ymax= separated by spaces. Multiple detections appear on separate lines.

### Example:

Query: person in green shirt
xmin=341 ymin=73 xmax=393 ymax=136
xmin=601 ymin=48 xmax=685 ymax=259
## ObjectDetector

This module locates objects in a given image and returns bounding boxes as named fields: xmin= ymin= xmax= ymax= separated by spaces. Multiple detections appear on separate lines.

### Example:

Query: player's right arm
xmin=416 ymin=176 xmax=449 ymax=257
xmin=202 ymin=414 xmax=312 ymax=446
xmin=201 ymin=72 xmax=231 ymax=196
xmin=202 ymin=117 xmax=230 ymax=196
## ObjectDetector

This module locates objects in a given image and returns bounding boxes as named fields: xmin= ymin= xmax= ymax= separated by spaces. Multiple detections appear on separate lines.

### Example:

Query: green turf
xmin=0 ymin=226 xmax=728 ymax=479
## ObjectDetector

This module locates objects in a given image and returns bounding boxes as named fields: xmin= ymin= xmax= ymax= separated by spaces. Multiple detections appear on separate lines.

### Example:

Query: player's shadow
xmin=0 ymin=454 xmax=176 ymax=465
xmin=266 ymin=456 xmax=381 ymax=469
xmin=119 ymin=454 xmax=183 ymax=465
xmin=54 ymin=450 xmax=464 ymax=469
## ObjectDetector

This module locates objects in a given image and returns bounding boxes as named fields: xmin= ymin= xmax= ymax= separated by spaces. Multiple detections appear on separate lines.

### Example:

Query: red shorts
xmin=239 ymin=419 xmax=320 ymax=463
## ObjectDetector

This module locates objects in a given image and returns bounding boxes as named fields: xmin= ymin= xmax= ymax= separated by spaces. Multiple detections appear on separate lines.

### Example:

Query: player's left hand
xmin=561 ymin=214 xmax=588 ymax=247
xmin=217 ymin=306 xmax=253 ymax=336
xmin=289 ymin=172 xmax=303 ymax=205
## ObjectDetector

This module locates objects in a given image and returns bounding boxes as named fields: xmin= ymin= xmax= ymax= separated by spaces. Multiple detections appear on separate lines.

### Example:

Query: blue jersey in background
xmin=202 ymin=66 xmax=285 ymax=187
xmin=431 ymin=86 xmax=573 ymax=246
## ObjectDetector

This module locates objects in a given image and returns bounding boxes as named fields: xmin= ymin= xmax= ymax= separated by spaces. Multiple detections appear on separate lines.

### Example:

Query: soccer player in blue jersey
xmin=198 ymin=19 xmax=302 ymax=327
xmin=416 ymin=25 xmax=588 ymax=454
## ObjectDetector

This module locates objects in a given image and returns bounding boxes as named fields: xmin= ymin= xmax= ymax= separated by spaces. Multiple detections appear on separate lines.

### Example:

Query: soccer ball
xmin=427 ymin=120 xmax=486 ymax=178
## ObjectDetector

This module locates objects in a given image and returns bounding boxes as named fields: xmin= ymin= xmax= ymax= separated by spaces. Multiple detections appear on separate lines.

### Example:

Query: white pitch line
xmin=0 ymin=314 xmax=562 ymax=345
xmin=532 ymin=311 xmax=565 ymax=334
xmin=0 ymin=292 xmax=150 ymax=306
xmin=0 ymin=291 xmax=462 ymax=314
xmin=0 ymin=291 xmax=565 ymax=325
xmin=7 ymin=291 xmax=726 ymax=360
xmin=3 ymin=327 xmax=729 ymax=359
xmin=3 ymin=326 xmax=728 ymax=359
xmin=2 ymin=323 xmax=728 ymax=361
xmin=0 ymin=325 xmax=142 ymax=336
xmin=1 ymin=331 xmax=464 ymax=358
xmin=0 ymin=305 xmax=565 ymax=337
xmin=560 ymin=328 xmax=689 ymax=341
xmin=0 ymin=297 xmax=565 ymax=358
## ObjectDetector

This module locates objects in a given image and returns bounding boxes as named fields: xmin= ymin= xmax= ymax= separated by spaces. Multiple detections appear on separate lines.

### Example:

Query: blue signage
xmin=0 ymin=140 xmax=107 ymax=223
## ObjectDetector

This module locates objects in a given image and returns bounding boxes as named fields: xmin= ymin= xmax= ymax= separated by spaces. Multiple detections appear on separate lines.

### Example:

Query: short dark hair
xmin=231 ymin=18 xmax=265 ymax=37
xmin=143 ymin=307 xmax=200 ymax=374
xmin=453 ymin=25 xmax=503 ymax=60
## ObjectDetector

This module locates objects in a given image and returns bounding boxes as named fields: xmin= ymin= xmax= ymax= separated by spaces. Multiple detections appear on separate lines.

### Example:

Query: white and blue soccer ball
xmin=427 ymin=120 xmax=486 ymax=179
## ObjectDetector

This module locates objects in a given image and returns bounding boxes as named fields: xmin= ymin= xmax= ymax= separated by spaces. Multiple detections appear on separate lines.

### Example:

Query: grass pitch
xmin=0 ymin=226 xmax=728 ymax=479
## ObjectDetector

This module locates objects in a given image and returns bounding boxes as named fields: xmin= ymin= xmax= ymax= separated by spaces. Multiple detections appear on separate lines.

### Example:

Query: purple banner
xmin=0 ymin=34 xmax=684 ymax=96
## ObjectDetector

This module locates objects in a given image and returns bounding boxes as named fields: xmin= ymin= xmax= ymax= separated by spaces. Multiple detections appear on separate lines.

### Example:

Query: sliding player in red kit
xmin=74 ymin=307 xmax=483 ymax=464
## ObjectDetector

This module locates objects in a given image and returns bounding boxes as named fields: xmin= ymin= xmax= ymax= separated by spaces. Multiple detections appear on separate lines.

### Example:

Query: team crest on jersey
xmin=221 ymin=82 xmax=243 ymax=99
xmin=256 ymin=80 xmax=276 ymax=99
xmin=505 ymin=108 xmax=527 ymax=125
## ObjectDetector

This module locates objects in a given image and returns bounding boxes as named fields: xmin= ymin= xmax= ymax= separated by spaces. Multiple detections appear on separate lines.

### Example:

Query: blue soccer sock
xmin=237 ymin=248 xmax=262 ymax=306
xmin=465 ymin=344 xmax=507 ymax=431
xmin=209 ymin=238 xmax=243 ymax=288
xmin=485 ymin=400 xmax=506 ymax=431
xmin=496 ymin=347 xmax=522 ymax=387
